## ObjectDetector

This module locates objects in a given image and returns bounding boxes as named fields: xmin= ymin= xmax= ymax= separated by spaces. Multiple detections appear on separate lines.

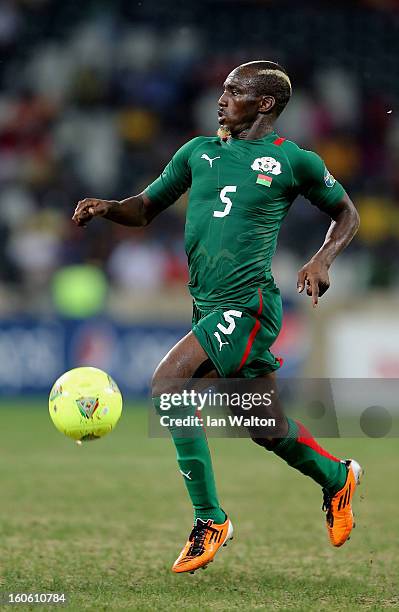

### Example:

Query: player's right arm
xmin=72 ymin=192 xmax=161 ymax=227
xmin=72 ymin=137 xmax=204 ymax=228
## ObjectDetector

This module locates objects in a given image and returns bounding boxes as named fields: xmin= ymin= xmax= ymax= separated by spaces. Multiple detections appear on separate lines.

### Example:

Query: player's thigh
xmin=151 ymin=331 xmax=218 ymax=396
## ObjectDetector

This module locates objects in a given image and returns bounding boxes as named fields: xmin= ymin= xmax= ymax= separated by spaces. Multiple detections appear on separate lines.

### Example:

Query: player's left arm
xmin=297 ymin=192 xmax=360 ymax=307
xmin=293 ymin=148 xmax=360 ymax=307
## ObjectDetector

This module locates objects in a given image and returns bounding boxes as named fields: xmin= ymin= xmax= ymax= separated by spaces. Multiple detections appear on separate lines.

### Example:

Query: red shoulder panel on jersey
xmin=273 ymin=137 xmax=286 ymax=146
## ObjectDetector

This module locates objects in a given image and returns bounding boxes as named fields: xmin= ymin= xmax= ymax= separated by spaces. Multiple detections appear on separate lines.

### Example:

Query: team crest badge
xmin=251 ymin=156 xmax=282 ymax=175
xmin=76 ymin=397 xmax=99 ymax=419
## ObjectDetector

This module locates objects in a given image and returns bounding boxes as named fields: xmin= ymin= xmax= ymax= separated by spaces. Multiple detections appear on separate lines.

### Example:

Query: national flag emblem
xmin=256 ymin=174 xmax=273 ymax=187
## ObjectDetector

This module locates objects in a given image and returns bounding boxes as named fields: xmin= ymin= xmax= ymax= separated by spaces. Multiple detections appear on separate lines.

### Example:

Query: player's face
xmin=218 ymin=72 xmax=261 ymax=135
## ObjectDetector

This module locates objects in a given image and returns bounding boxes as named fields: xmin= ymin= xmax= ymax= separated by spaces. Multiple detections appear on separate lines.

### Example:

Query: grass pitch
xmin=0 ymin=401 xmax=398 ymax=611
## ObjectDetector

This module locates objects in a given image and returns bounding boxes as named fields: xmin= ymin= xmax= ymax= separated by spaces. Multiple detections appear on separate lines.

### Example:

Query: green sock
xmin=153 ymin=397 xmax=225 ymax=524
xmin=273 ymin=418 xmax=347 ymax=494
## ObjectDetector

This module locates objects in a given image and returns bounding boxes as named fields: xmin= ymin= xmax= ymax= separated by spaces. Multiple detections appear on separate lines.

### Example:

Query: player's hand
xmin=72 ymin=198 xmax=118 ymax=226
xmin=297 ymin=259 xmax=330 ymax=307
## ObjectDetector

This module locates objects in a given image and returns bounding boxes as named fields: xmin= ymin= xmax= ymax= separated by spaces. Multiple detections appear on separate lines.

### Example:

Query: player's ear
xmin=259 ymin=95 xmax=276 ymax=114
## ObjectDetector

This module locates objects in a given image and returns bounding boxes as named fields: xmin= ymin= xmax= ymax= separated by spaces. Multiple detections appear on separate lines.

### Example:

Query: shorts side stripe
xmin=236 ymin=288 xmax=263 ymax=372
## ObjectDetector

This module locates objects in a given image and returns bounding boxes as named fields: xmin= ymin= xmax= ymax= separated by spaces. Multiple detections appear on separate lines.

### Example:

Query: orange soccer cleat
xmin=172 ymin=516 xmax=234 ymax=574
xmin=322 ymin=459 xmax=363 ymax=547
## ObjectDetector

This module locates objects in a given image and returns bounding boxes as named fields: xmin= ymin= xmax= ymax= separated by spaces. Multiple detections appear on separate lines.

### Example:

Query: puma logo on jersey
xmin=251 ymin=156 xmax=282 ymax=175
xmin=214 ymin=331 xmax=229 ymax=351
xmin=201 ymin=153 xmax=221 ymax=167
xmin=179 ymin=469 xmax=192 ymax=480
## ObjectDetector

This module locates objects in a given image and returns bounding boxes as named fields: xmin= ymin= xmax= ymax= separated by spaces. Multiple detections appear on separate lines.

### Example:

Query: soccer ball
xmin=49 ymin=367 xmax=123 ymax=443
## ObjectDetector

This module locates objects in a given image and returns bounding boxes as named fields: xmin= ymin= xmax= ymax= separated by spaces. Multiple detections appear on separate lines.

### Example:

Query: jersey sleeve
xmin=144 ymin=138 xmax=203 ymax=209
xmin=292 ymin=148 xmax=345 ymax=209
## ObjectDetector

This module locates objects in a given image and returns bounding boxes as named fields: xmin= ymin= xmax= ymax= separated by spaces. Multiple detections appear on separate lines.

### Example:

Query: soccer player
xmin=73 ymin=61 xmax=362 ymax=574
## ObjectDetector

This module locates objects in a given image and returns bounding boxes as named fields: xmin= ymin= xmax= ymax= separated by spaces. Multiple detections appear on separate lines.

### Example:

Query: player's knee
xmin=151 ymin=356 xmax=182 ymax=398
xmin=151 ymin=365 xmax=169 ymax=398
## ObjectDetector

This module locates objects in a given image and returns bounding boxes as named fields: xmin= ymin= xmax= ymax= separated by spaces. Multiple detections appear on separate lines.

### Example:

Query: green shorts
xmin=192 ymin=286 xmax=283 ymax=378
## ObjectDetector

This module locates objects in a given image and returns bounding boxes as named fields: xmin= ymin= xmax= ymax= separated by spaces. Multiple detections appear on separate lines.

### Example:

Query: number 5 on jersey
xmin=213 ymin=186 xmax=237 ymax=218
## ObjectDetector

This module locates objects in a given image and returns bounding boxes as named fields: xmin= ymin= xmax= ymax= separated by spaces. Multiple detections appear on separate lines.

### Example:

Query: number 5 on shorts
xmin=213 ymin=310 xmax=242 ymax=351
xmin=217 ymin=310 xmax=242 ymax=334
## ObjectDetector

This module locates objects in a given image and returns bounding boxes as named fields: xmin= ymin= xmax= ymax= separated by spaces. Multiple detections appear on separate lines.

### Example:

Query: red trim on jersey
xmin=276 ymin=356 xmax=284 ymax=368
xmin=273 ymin=137 xmax=286 ymax=146
xmin=236 ymin=288 xmax=263 ymax=372
xmin=296 ymin=420 xmax=341 ymax=462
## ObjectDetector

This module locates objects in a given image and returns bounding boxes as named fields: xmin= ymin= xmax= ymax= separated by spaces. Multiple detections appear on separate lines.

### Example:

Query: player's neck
xmin=233 ymin=118 xmax=275 ymax=141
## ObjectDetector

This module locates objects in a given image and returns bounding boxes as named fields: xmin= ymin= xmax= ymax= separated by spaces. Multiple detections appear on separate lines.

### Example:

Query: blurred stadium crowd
xmin=0 ymin=0 xmax=398 ymax=316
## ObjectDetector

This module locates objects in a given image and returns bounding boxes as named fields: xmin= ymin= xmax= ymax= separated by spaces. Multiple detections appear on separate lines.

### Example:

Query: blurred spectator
xmin=107 ymin=236 xmax=167 ymax=292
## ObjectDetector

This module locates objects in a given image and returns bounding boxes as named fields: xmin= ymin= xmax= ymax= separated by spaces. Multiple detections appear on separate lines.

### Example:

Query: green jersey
xmin=145 ymin=132 xmax=345 ymax=308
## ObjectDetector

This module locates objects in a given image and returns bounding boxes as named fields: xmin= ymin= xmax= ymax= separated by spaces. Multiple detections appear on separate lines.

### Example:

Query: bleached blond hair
xmin=238 ymin=61 xmax=292 ymax=95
